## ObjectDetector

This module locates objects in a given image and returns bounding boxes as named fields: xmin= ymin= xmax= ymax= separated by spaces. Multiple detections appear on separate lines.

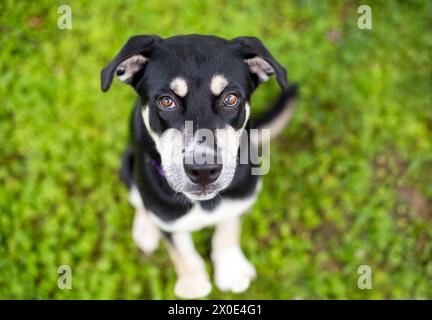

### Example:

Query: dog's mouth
xmin=184 ymin=190 xmax=218 ymax=201
xmin=183 ymin=184 xmax=220 ymax=201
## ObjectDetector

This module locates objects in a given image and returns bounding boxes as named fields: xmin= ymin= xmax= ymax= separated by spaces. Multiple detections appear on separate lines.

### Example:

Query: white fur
xmin=142 ymin=105 xmax=161 ymax=145
xmin=116 ymin=55 xmax=148 ymax=83
xmin=170 ymin=232 xmax=211 ymax=298
xmin=169 ymin=77 xmax=188 ymax=97
xmin=151 ymin=189 xmax=259 ymax=232
xmin=142 ymin=106 xmax=186 ymax=193
xmin=211 ymin=208 xmax=258 ymax=293
xmin=132 ymin=210 xmax=160 ymax=254
xmin=174 ymin=273 xmax=211 ymax=298
xmin=210 ymin=74 xmax=228 ymax=96
xmin=129 ymin=186 xmax=160 ymax=253
xmin=242 ymin=102 xmax=251 ymax=131
xmin=244 ymin=57 xmax=274 ymax=83
xmin=212 ymin=245 xmax=256 ymax=292
xmin=130 ymin=179 xmax=261 ymax=233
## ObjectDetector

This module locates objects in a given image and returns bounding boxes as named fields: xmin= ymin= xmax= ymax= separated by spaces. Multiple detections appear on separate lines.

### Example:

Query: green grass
xmin=1 ymin=0 xmax=431 ymax=299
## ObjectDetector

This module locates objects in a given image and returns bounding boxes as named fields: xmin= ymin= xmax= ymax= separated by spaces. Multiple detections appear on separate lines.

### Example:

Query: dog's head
xmin=101 ymin=35 xmax=287 ymax=200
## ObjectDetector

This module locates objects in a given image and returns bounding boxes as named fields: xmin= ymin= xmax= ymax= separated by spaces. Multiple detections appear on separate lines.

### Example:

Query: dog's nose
xmin=184 ymin=163 xmax=222 ymax=185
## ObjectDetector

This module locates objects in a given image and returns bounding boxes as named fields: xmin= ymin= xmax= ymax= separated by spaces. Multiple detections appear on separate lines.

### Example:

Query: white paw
xmin=132 ymin=210 xmax=160 ymax=254
xmin=212 ymin=246 xmax=256 ymax=293
xmin=174 ymin=274 xmax=212 ymax=299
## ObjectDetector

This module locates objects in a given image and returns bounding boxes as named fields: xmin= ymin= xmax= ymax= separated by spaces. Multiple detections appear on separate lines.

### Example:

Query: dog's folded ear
xmin=230 ymin=36 xmax=288 ymax=90
xmin=100 ymin=35 xmax=162 ymax=92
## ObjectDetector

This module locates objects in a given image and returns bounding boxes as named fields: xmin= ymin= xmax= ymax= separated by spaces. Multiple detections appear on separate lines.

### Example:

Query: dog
xmin=101 ymin=34 xmax=297 ymax=298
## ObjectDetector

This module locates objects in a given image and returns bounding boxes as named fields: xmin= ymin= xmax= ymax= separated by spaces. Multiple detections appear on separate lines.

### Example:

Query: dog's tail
xmin=120 ymin=145 xmax=134 ymax=189
xmin=250 ymin=84 xmax=298 ymax=146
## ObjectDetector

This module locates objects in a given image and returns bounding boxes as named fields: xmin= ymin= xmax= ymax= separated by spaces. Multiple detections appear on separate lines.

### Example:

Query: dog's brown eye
xmin=223 ymin=93 xmax=239 ymax=107
xmin=158 ymin=96 xmax=176 ymax=109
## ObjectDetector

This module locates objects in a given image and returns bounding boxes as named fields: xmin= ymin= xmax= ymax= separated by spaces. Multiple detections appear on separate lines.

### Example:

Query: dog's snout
xmin=184 ymin=163 xmax=222 ymax=185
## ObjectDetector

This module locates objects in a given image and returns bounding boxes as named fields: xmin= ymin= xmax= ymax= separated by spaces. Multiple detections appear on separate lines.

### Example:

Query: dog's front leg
xmin=165 ymin=231 xmax=211 ymax=299
xmin=211 ymin=217 xmax=256 ymax=293
xmin=130 ymin=186 xmax=160 ymax=254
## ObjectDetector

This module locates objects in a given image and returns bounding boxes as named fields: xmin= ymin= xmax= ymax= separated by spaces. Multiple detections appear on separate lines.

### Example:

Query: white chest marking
xmin=130 ymin=181 xmax=262 ymax=233
xmin=153 ymin=194 xmax=258 ymax=232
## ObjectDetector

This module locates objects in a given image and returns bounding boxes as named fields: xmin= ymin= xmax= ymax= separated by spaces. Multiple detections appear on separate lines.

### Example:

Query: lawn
xmin=0 ymin=0 xmax=431 ymax=299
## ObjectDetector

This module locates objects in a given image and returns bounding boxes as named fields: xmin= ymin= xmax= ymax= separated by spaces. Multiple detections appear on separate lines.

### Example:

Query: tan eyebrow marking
xmin=210 ymin=74 xmax=228 ymax=96
xmin=169 ymin=77 xmax=188 ymax=97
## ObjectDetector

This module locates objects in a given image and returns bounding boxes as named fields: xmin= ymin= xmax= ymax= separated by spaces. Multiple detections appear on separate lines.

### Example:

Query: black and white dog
xmin=101 ymin=34 xmax=297 ymax=298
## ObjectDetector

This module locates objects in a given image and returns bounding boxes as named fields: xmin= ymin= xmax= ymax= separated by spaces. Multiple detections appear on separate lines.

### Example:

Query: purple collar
xmin=151 ymin=159 xmax=165 ymax=177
